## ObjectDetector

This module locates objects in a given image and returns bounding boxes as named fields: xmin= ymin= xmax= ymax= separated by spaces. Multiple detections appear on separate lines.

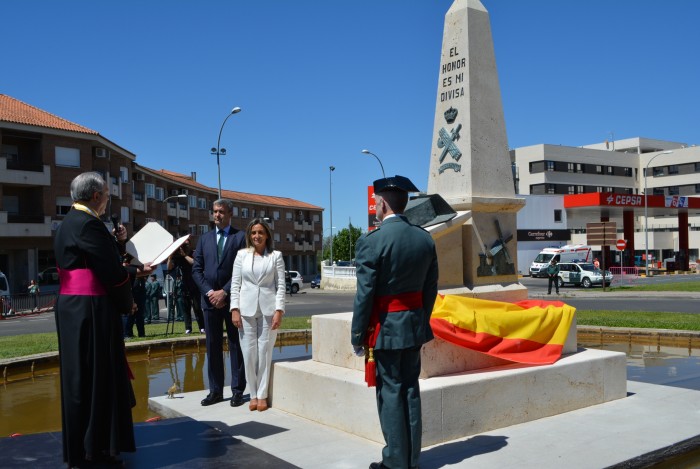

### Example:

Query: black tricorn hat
xmin=373 ymin=175 xmax=420 ymax=194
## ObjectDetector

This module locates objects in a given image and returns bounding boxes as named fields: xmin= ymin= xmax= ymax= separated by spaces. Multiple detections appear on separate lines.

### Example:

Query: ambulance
xmin=529 ymin=244 xmax=592 ymax=277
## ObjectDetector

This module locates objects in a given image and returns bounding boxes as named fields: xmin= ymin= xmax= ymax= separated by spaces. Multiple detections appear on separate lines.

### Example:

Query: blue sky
xmin=4 ymin=1 xmax=699 ymax=234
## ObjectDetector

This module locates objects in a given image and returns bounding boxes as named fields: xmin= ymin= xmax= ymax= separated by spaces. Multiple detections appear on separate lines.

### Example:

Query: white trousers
xmin=239 ymin=309 xmax=278 ymax=400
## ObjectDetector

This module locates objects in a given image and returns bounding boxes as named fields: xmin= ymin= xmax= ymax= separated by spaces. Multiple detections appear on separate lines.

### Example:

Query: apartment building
xmin=0 ymin=94 xmax=322 ymax=293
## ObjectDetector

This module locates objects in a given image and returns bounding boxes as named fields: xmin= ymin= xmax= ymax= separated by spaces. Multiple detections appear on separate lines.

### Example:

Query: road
xmin=2 ymin=275 xmax=698 ymax=337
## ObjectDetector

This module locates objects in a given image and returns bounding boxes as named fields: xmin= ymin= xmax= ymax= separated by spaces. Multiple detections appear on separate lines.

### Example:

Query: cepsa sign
xmin=604 ymin=194 xmax=643 ymax=206
xmin=368 ymin=185 xmax=380 ymax=231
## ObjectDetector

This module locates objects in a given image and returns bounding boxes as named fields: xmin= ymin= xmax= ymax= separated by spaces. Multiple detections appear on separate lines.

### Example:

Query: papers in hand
xmin=125 ymin=222 xmax=190 ymax=265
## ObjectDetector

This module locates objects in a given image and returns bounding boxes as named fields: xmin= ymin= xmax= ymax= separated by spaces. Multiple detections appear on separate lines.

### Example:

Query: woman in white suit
xmin=230 ymin=218 xmax=285 ymax=412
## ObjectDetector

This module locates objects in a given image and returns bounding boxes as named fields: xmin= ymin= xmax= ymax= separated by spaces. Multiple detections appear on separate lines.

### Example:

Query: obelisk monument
xmin=426 ymin=0 xmax=526 ymax=300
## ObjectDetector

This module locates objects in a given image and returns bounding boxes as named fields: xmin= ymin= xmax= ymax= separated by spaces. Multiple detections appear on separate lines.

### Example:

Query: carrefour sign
xmin=605 ymin=194 xmax=643 ymax=206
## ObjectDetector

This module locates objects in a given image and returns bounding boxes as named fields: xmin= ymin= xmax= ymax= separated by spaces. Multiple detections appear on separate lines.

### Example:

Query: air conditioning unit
xmin=133 ymin=173 xmax=144 ymax=181
xmin=94 ymin=147 xmax=109 ymax=158
xmin=171 ymin=218 xmax=180 ymax=226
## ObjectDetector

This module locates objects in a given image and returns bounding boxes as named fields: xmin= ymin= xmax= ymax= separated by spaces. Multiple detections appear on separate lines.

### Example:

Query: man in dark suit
xmin=192 ymin=199 xmax=247 ymax=407
xmin=351 ymin=176 xmax=439 ymax=469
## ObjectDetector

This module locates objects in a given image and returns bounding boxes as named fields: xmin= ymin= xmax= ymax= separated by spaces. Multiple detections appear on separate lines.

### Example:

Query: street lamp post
xmin=329 ymin=166 xmax=335 ymax=266
xmin=644 ymin=150 xmax=673 ymax=277
xmin=211 ymin=107 xmax=242 ymax=199
xmin=361 ymin=149 xmax=386 ymax=178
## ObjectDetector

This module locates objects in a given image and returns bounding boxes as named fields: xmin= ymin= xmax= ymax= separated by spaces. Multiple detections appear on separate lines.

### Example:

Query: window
xmin=554 ymin=209 xmax=562 ymax=223
xmin=286 ymin=233 xmax=293 ymax=242
xmin=55 ymin=147 xmax=80 ymax=167
xmin=134 ymin=192 xmax=144 ymax=201
xmin=274 ymin=233 xmax=280 ymax=242
xmin=188 ymin=195 xmax=197 ymax=208
xmin=145 ymin=183 xmax=155 ymax=198
xmin=241 ymin=208 xmax=249 ymax=218
xmin=233 ymin=206 xmax=239 ymax=217
xmin=652 ymin=188 xmax=664 ymax=195
xmin=607 ymin=166 xmax=614 ymax=175
xmin=596 ymin=165 xmax=603 ymax=174
xmin=652 ymin=167 xmax=664 ymax=177
xmin=567 ymin=163 xmax=574 ymax=173
xmin=120 ymin=167 xmax=129 ymax=183
xmin=1 ymin=144 xmax=19 ymax=161
xmin=273 ymin=211 xmax=280 ymax=220
xmin=252 ymin=209 xmax=257 ymax=219
xmin=577 ymin=185 xmax=584 ymax=193
xmin=260 ymin=210 xmax=265 ymax=218
xmin=2 ymin=195 xmax=19 ymax=214
xmin=695 ymin=163 xmax=700 ymax=172
xmin=285 ymin=212 xmax=293 ymax=221
xmin=606 ymin=186 xmax=613 ymax=192
xmin=669 ymin=165 xmax=679 ymax=175
xmin=313 ymin=214 xmax=320 ymax=222
xmin=546 ymin=184 xmax=555 ymax=194
xmin=624 ymin=167 xmax=632 ymax=177
xmin=546 ymin=161 xmax=555 ymax=172
xmin=568 ymin=185 xmax=575 ymax=194
xmin=199 ymin=225 xmax=208 ymax=234
xmin=155 ymin=187 xmax=164 ymax=201
xmin=198 ymin=198 xmax=207 ymax=209
xmin=669 ymin=186 xmax=680 ymax=195
xmin=189 ymin=225 xmax=197 ymax=235
xmin=120 ymin=206 xmax=130 ymax=224
xmin=56 ymin=196 xmax=72 ymax=216
xmin=596 ymin=186 xmax=603 ymax=193
xmin=695 ymin=184 xmax=700 ymax=194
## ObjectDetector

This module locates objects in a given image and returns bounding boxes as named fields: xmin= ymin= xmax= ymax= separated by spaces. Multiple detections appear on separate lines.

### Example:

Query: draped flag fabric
xmin=430 ymin=295 xmax=576 ymax=365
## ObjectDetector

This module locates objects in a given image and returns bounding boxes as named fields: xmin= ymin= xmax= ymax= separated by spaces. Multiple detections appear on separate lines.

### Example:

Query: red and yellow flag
xmin=430 ymin=295 xmax=575 ymax=365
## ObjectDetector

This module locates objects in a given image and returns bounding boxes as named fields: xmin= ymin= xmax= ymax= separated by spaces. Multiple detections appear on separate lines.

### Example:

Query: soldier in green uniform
xmin=146 ymin=274 xmax=161 ymax=322
xmin=351 ymin=176 xmax=439 ymax=469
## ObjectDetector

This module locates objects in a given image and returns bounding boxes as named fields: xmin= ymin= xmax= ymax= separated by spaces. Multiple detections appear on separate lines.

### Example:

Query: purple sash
xmin=58 ymin=268 xmax=106 ymax=296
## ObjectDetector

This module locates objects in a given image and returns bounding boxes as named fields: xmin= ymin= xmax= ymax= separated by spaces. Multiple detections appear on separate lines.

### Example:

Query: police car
xmin=557 ymin=262 xmax=613 ymax=288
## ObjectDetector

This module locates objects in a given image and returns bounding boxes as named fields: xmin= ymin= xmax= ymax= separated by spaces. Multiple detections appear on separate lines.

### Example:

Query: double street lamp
xmin=643 ymin=150 xmax=673 ymax=277
xmin=361 ymin=149 xmax=386 ymax=178
xmin=211 ymin=107 xmax=242 ymax=199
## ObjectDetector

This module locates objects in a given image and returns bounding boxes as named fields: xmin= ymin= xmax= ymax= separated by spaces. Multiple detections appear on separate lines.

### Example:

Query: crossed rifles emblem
xmin=438 ymin=123 xmax=462 ymax=163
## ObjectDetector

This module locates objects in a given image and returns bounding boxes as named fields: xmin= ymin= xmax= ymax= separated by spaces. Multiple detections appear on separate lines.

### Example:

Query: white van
xmin=0 ymin=271 xmax=12 ymax=316
xmin=529 ymin=244 xmax=592 ymax=277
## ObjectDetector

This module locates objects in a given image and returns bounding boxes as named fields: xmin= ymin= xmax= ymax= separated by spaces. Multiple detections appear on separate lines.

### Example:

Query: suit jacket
xmin=351 ymin=215 xmax=439 ymax=350
xmin=192 ymin=226 xmax=246 ymax=309
xmin=230 ymin=248 xmax=286 ymax=317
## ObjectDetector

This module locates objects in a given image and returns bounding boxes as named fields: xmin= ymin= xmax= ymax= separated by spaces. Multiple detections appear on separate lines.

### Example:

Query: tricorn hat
xmin=373 ymin=175 xmax=420 ymax=194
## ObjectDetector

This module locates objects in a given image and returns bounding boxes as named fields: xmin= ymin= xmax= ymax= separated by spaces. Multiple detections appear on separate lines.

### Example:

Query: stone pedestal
xmin=270 ymin=313 xmax=627 ymax=447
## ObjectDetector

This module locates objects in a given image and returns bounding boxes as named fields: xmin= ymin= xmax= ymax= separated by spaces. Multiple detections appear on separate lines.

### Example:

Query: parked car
xmin=310 ymin=274 xmax=322 ymax=289
xmin=286 ymin=271 xmax=303 ymax=294
xmin=557 ymin=262 xmax=613 ymax=288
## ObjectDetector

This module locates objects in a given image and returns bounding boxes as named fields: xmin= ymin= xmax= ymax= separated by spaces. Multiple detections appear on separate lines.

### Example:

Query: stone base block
xmin=271 ymin=348 xmax=627 ymax=447
xmin=312 ymin=312 xmax=577 ymax=377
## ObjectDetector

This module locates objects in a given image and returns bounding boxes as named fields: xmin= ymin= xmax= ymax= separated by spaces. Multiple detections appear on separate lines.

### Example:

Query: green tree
xmin=322 ymin=224 xmax=363 ymax=263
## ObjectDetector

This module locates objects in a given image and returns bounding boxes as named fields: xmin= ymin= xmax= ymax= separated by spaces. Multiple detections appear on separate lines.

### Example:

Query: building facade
xmin=0 ymin=94 xmax=322 ymax=294
xmin=513 ymin=137 xmax=700 ymax=272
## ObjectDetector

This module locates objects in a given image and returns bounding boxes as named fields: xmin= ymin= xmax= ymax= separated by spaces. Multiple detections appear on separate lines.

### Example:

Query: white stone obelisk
xmin=426 ymin=0 xmax=526 ymax=299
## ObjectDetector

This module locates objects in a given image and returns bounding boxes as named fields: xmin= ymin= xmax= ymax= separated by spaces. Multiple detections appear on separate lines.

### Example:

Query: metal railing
xmin=322 ymin=265 xmax=356 ymax=279
xmin=608 ymin=267 xmax=640 ymax=286
xmin=1 ymin=292 xmax=57 ymax=317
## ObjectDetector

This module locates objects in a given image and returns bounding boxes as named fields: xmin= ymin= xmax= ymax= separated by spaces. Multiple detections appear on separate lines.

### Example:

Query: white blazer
xmin=230 ymin=248 xmax=286 ymax=317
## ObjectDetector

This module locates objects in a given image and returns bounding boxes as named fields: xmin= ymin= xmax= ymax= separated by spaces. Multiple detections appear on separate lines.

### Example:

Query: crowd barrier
xmin=0 ymin=292 xmax=57 ymax=318
xmin=608 ymin=267 xmax=639 ymax=286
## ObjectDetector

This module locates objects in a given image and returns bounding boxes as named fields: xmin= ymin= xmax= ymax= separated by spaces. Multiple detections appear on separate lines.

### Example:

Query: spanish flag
xmin=430 ymin=295 xmax=575 ymax=365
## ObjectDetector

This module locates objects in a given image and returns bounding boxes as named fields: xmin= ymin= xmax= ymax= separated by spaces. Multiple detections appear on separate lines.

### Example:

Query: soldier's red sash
xmin=364 ymin=291 xmax=423 ymax=387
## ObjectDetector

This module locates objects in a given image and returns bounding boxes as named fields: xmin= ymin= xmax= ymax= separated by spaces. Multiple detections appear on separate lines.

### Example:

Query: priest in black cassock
xmin=54 ymin=172 xmax=150 ymax=467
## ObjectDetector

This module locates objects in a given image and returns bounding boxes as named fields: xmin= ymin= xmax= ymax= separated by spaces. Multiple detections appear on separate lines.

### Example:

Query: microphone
xmin=110 ymin=213 xmax=120 ymax=231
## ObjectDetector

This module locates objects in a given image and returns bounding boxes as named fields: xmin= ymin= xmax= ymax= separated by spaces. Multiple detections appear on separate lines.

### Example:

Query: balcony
xmin=0 ymin=157 xmax=51 ymax=186
xmin=178 ymin=208 xmax=189 ymax=219
xmin=167 ymin=205 xmax=177 ymax=217
xmin=294 ymin=220 xmax=315 ymax=231
xmin=0 ymin=211 xmax=52 ymax=237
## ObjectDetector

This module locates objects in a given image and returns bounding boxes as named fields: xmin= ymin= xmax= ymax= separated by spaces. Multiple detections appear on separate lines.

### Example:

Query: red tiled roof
xmin=141 ymin=167 xmax=322 ymax=211
xmin=222 ymin=189 xmax=323 ymax=211
xmin=0 ymin=94 xmax=98 ymax=135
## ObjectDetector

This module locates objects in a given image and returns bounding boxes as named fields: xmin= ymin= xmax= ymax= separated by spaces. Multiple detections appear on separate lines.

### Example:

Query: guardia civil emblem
xmin=437 ymin=107 xmax=462 ymax=174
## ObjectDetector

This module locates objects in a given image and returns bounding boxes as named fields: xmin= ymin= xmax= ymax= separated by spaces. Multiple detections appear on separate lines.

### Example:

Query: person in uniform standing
xmin=146 ymin=274 xmax=161 ymax=323
xmin=351 ymin=176 xmax=439 ymax=469
xmin=547 ymin=258 xmax=560 ymax=295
